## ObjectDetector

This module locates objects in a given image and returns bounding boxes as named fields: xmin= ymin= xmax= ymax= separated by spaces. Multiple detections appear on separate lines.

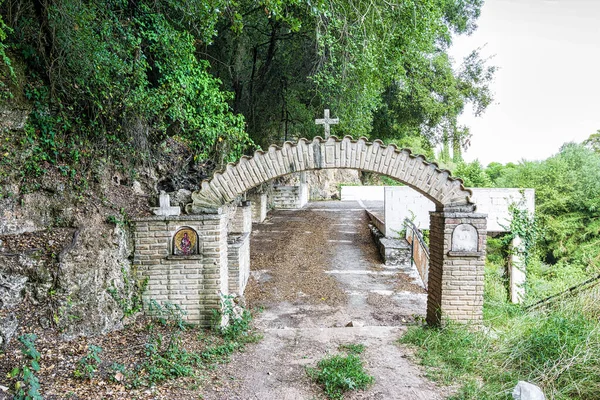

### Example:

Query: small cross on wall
xmin=315 ymin=109 xmax=339 ymax=139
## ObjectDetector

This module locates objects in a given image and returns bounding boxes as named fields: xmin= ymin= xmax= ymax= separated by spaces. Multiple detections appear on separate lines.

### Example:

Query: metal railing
xmin=404 ymin=219 xmax=430 ymax=289
xmin=526 ymin=273 xmax=600 ymax=311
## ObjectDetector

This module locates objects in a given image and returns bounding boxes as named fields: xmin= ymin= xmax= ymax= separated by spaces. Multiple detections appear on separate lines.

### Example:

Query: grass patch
xmin=400 ymin=295 xmax=600 ymax=399
xmin=307 ymin=353 xmax=374 ymax=400
xmin=338 ymin=343 xmax=365 ymax=355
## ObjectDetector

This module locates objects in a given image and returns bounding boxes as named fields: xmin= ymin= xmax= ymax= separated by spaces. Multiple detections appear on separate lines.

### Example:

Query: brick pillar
xmin=248 ymin=193 xmax=267 ymax=223
xmin=132 ymin=211 xmax=229 ymax=327
xmin=229 ymin=202 xmax=252 ymax=234
xmin=426 ymin=211 xmax=487 ymax=325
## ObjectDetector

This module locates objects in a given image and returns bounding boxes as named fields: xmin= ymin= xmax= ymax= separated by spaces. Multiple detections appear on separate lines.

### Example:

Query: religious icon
xmin=173 ymin=227 xmax=198 ymax=255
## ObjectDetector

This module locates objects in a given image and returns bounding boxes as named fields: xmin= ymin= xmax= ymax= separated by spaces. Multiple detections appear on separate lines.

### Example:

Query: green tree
xmin=494 ymin=143 xmax=600 ymax=271
xmin=1 ymin=0 xmax=250 ymax=172
xmin=452 ymin=159 xmax=491 ymax=187
xmin=584 ymin=130 xmax=600 ymax=153
xmin=205 ymin=0 xmax=494 ymax=150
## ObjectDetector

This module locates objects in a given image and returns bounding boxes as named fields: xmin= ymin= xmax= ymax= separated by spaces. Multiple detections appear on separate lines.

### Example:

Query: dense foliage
xmin=206 ymin=0 xmax=495 ymax=150
xmin=0 ymin=0 xmax=252 ymax=175
xmin=445 ymin=142 xmax=600 ymax=298
xmin=0 ymin=0 xmax=493 ymax=180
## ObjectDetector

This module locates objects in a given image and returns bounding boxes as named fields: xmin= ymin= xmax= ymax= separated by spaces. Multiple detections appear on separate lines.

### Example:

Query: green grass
xmin=307 ymin=347 xmax=374 ymax=400
xmin=338 ymin=343 xmax=365 ymax=355
xmin=400 ymin=261 xmax=600 ymax=400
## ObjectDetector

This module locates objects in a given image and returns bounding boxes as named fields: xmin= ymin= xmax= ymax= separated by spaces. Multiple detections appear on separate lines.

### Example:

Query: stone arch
xmin=187 ymin=136 xmax=487 ymax=326
xmin=190 ymin=136 xmax=475 ymax=212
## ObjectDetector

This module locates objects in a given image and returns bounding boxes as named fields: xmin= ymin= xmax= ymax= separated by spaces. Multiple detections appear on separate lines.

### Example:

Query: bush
xmin=73 ymin=345 xmax=102 ymax=380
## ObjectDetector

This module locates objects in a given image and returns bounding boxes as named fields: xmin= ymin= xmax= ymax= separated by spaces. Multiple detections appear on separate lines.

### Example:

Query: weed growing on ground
xmin=401 ymin=297 xmax=600 ymax=399
xmin=110 ymin=297 xmax=260 ymax=389
xmin=307 ymin=353 xmax=374 ymax=400
xmin=338 ymin=343 xmax=365 ymax=355
xmin=212 ymin=294 xmax=262 ymax=343
xmin=9 ymin=334 xmax=42 ymax=400
xmin=73 ymin=345 xmax=102 ymax=380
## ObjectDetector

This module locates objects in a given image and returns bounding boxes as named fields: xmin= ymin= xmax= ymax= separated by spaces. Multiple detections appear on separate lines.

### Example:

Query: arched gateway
xmin=133 ymin=136 xmax=487 ymax=327
xmin=190 ymin=136 xmax=473 ymax=210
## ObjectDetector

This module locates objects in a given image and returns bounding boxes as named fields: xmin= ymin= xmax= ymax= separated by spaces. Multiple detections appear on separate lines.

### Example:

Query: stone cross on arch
xmin=315 ymin=109 xmax=339 ymax=138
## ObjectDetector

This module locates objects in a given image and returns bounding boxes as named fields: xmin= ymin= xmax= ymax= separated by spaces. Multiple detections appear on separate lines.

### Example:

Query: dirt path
xmin=200 ymin=201 xmax=448 ymax=400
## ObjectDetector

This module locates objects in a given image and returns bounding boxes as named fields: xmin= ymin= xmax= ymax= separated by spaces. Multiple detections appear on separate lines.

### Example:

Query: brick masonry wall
xmin=427 ymin=212 xmax=487 ymax=325
xmin=183 ymin=136 xmax=494 ymax=326
xmin=133 ymin=213 xmax=228 ymax=327
xmin=248 ymin=193 xmax=267 ymax=223
xmin=228 ymin=233 xmax=250 ymax=295
xmin=229 ymin=203 xmax=252 ymax=234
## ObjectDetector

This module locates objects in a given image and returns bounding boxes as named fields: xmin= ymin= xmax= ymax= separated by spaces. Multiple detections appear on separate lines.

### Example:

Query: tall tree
xmin=204 ymin=0 xmax=495 ymax=150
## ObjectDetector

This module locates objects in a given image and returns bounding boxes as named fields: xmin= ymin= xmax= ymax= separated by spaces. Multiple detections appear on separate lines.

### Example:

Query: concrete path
xmin=200 ymin=201 xmax=448 ymax=400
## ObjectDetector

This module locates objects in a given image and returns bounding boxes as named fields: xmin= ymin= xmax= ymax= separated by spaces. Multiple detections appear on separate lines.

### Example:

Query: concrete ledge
xmin=366 ymin=210 xmax=386 ymax=237
xmin=368 ymin=223 xmax=410 ymax=267
xmin=447 ymin=251 xmax=485 ymax=257
xmin=132 ymin=213 xmax=223 ymax=222
xmin=165 ymin=255 xmax=203 ymax=261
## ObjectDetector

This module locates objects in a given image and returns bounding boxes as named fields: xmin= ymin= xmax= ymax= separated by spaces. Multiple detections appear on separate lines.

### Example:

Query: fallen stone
xmin=345 ymin=320 xmax=364 ymax=327
xmin=132 ymin=180 xmax=145 ymax=195
xmin=512 ymin=381 xmax=546 ymax=400
xmin=172 ymin=189 xmax=192 ymax=208
xmin=0 ymin=314 xmax=18 ymax=349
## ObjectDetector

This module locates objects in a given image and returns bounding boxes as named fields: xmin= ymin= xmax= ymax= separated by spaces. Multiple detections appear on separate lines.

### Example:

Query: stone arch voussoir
xmin=190 ymin=136 xmax=474 ymax=211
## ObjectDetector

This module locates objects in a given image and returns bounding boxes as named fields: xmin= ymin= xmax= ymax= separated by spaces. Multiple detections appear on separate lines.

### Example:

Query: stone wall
xmin=272 ymin=184 xmax=309 ymax=209
xmin=248 ymin=193 xmax=268 ymax=223
xmin=229 ymin=203 xmax=252 ymax=234
xmin=133 ymin=213 xmax=228 ymax=326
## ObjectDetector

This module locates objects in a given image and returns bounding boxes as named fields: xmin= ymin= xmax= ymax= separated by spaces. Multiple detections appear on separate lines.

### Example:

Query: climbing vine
xmin=502 ymin=201 xmax=541 ymax=267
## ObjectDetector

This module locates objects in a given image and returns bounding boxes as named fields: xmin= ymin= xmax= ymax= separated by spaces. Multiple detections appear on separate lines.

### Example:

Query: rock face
xmin=0 ymin=313 xmax=18 ymax=349
xmin=0 ymin=168 xmax=145 ymax=338
xmin=512 ymin=381 xmax=546 ymax=400
xmin=0 ymin=273 xmax=27 ymax=308
xmin=56 ymin=214 xmax=134 ymax=337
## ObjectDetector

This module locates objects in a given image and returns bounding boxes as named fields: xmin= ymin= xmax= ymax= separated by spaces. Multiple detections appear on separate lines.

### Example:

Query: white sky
xmin=449 ymin=0 xmax=600 ymax=166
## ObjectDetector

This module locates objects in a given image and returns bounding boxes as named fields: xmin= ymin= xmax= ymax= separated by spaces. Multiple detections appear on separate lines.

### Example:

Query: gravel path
xmin=200 ymin=201 xmax=449 ymax=400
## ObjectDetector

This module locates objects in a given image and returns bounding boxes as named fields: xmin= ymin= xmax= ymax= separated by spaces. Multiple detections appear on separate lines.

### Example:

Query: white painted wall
xmin=384 ymin=187 xmax=434 ymax=236
xmin=341 ymin=185 xmax=535 ymax=234
xmin=340 ymin=185 xmax=385 ymax=201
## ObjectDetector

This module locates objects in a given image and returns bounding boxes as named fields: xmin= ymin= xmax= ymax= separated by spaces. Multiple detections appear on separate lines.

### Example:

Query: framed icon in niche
xmin=173 ymin=227 xmax=198 ymax=256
